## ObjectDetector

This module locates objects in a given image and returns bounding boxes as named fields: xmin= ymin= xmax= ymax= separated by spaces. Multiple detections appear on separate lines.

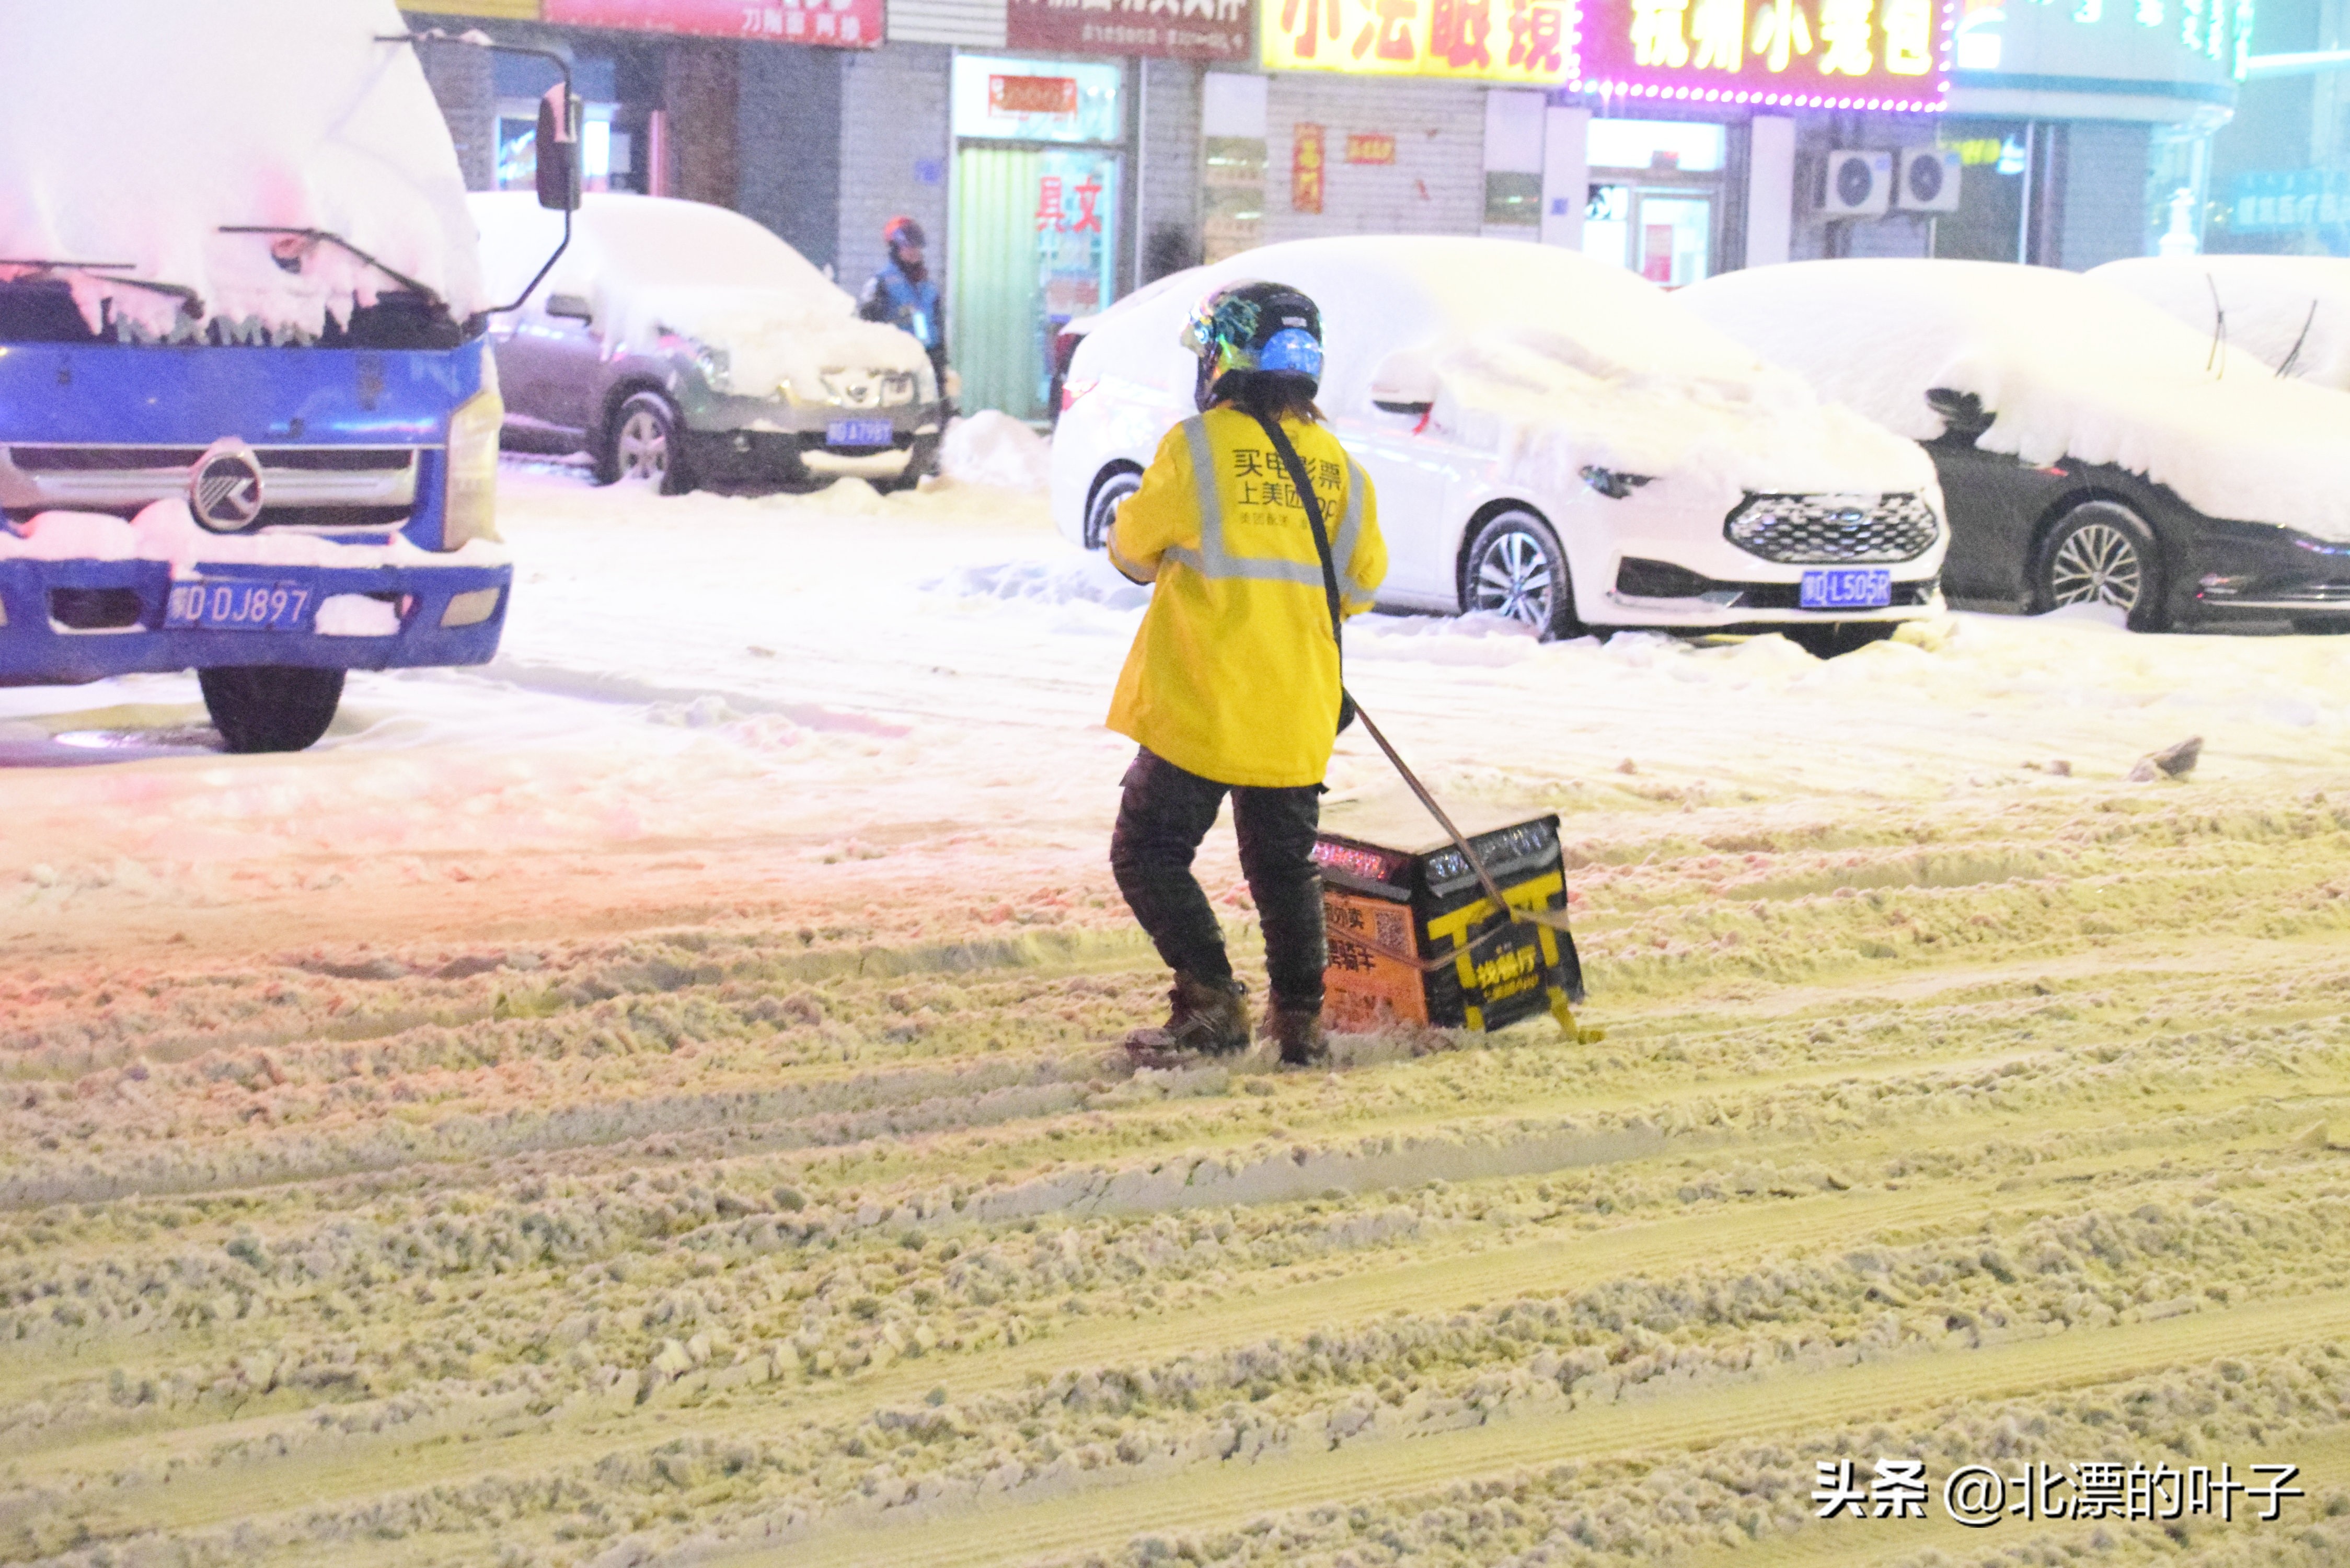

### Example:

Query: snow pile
xmin=0 ymin=501 xmax=508 ymax=578
xmin=472 ymin=193 xmax=929 ymax=394
xmin=930 ymin=554 xmax=1147 ymax=609
xmin=1069 ymin=237 xmax=1934 ymax=499
xmin=2093 ymin=255 xmax=2350 ymax=392
xmin=1681 ymin=259 xmax=2350 ymax=539
xmin=940 ymin=412 xmax=1054 ymax=491
xmin=0 ymin=0 xmax=483 ymax=339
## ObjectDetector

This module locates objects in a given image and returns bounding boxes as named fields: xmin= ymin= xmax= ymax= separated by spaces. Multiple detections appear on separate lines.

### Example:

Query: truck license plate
xmin=1799 ymin=568 xmax=1893 ymax=610
xmin=166 ymin=580 xmax=311 ymax=631
xmin=826 ymin=419 xmax=894 ymax=448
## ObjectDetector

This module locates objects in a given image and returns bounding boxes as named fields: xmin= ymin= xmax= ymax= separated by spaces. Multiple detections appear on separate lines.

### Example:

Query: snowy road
xmin=7 ymin=462 xmax=2350 ymax=1567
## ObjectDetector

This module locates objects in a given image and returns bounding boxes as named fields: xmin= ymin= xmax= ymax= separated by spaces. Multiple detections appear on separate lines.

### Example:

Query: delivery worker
xmin=857 ymin=216 xmax=948 ymax=390
xmin=1105 ymin=281 xmax=1386 ymax=1066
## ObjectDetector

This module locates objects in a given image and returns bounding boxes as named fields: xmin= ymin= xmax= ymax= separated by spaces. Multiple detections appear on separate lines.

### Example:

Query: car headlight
xmin=443 ymin=368 xmax=502 ymax=550
xmin=690 ymin=339 xmax=731 ymax=393
xmin=915 ymin=359 xmax=939 ymax=404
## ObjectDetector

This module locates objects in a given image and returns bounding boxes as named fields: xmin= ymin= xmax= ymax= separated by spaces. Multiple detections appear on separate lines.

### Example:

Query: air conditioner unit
xmin=1821 ymin=149 xmax=1892 ymax=218
xmin=1895 ymin=147 xmax=1963 ymax=212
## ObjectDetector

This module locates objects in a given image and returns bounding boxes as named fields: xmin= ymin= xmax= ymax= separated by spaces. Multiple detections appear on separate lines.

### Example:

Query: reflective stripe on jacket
xmin=1105 ymin=407 xmax=1386 ymax=789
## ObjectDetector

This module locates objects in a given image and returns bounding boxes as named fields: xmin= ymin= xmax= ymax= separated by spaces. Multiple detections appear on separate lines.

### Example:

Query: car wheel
xmin=604 ymin=392 xmax=690 ymax=495
xmin=1084 ymin=467 xmax=1141 ymax=550
xmin=1784 ymin=621 xmax=1898 ymax=659
xmin=199 ymin=665 xmax=344 ymax=754
xmin=1462 ymin=510 xmax=1577 ymax=640
xmin=2032 ymin=501 xmax=2165 ymax=630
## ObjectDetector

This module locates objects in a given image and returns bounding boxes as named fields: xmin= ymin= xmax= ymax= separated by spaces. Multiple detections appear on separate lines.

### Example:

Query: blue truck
xmin=0 ymin=8 xmax=573 ymax=752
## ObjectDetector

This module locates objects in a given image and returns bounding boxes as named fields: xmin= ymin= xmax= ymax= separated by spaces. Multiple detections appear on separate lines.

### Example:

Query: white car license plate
xmin=827 ymin=419 xmax=894 ymax=448
xmin=166 ymin=580 xmax=310 ymax=631
xmin=1800 ymin=568 xmax=1892 ymax=610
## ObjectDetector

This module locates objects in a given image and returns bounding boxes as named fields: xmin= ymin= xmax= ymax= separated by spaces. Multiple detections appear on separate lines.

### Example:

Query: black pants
xmin=1110 ymin=748 xmax=1327 ymax=1010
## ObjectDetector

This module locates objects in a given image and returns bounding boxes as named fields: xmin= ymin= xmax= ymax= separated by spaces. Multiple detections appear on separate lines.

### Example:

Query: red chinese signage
xmin=1034 ymin=171 xmax=1107 ymax=233
xmin=1006 ymin=0 xmax=1255 ymax=60
xmin=1344 ymin=132 xmax=1397 ymax=164
xmin=1263 ymin=0 xmax=1573 ymax=83
xmin=1292 ymin=123 xmax=1327 ymax=214
xmin=544 ymin=0 xmax=884 ymax=47
xmin=1571 ymin=0 xmax=1953 ymax=110
xmin=990 ymin=74 xmax=1079 ymax=116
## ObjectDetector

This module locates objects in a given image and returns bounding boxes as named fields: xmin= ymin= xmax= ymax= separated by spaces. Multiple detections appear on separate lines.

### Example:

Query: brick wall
xmin=835 ymin=42 xmax=953 ymax=290
xmin=1136 ymin=57 xmax=1204 ymax=283
xmin=737 ymin=43 xmax=844 ymax=273
xmin=2056 ymin=121 xmax=2152 ymax=270
xmin=665 ymin=42 xmax=741 ymax=209
xmin=1261 ymin=75 xmax=1486 ymax=244
xmin=406 ymin=26 xmax=497 ymax=191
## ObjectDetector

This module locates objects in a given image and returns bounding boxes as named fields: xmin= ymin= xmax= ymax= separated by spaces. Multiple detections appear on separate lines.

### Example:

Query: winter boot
xmin=1124 ymin=972 xmax=1250 ymax=1064
xmin=1262 ymin=1004 xmax=1329 ymax=1067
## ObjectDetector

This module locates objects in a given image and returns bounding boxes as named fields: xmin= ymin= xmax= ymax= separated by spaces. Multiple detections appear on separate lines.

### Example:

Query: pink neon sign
xmin=1572 ymin=0 xmax=1955 ymax=112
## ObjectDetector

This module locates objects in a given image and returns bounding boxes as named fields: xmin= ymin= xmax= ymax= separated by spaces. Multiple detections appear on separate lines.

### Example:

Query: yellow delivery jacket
xmin=1106 ymin=407 xmax=1386 ymax=789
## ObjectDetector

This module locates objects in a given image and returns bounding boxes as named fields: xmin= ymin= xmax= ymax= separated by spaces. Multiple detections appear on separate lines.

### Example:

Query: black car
xmin=1685 ymin=258 xmax=2350 ymax=635
xmin=1924 ymin=388 xmax=2350 ymax=633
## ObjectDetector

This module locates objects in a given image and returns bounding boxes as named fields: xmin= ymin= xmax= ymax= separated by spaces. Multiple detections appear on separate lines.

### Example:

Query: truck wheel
xmin=1462 ymin=510 xmax=1578 ymax=640
xmin=603 ymin=392 xmax=690 ymax=495
xmin=200 ymin=666 xmax=345 ymax=754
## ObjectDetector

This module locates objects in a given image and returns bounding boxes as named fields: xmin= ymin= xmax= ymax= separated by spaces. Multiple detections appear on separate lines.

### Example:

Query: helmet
xmin=884 ymin=215 xmax=926 ymax=252
xmin=1181 ymin=281 xmax=1323 ymax=411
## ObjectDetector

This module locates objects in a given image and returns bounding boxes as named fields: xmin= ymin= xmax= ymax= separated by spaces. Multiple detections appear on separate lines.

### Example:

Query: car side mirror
xmin=545 ymin=293 xmax=593 ymax=322
xmin=1925 ymin=386 xmax=1991 ymax=439
xmin=1369 ymin=348 xmax=1439 ymax=417
xmin=536 ymin=84 xmax=582 ymax=212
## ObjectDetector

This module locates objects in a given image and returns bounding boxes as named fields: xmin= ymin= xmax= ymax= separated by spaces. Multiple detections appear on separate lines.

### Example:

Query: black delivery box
xmin=1310 ymin=812 xmax=1585 ymax=1033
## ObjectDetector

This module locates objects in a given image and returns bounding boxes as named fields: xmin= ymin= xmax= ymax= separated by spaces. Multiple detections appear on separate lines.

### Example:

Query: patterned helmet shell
xmin=1180 ymin=281 xmax=1324 ymax=398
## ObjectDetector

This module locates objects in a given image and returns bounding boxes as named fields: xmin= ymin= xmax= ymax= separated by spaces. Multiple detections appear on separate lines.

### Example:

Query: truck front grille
xmin=1724 ymin=492 xmax=1940 ymax=564
xmin=1 ymin=444 xmax=420 ymax=526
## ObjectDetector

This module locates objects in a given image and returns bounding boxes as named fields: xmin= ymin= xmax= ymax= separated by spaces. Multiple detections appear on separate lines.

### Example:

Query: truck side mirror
xmin=1369 ymin=348 xmax=1439 ymax=417
xmin=537 ymin=84 xmax=582 ymax=212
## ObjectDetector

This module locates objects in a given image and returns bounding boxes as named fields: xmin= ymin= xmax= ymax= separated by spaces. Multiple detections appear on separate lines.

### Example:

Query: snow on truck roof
xmin=1682 ymin=259 xmax=2350 ymax=541
xmin=1082 ymin=236 xmax=1933 ymax=497
xmin=0 ymin=0 xmax=484 ymax=340
xmin=2092 ymin=255 xmax=2350 ymax=394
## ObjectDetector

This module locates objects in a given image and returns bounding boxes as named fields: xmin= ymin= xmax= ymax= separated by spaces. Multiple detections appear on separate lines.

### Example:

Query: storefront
xmin=948 ymin=56 xmax=1128 ymax=418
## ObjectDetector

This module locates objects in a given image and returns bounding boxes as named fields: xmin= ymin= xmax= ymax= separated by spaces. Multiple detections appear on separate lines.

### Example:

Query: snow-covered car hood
xmin=0 ymin=0 xmax=483 ymax=341
xmin=1411 ymin=325 xmax=1934 ymax=500
xmin=1073 ymin=237 xmax=1935 ymax=501
xmin=628 ymin=286 xmax=931 ymax=398
xmin=1682 ymin=259 xmax=2350 ymax=541
xmin=2092 ymin=255 xmax=2350 ymax=393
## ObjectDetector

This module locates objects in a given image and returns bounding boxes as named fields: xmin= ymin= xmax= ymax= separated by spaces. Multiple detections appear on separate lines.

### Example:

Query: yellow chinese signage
xmin=1262 ymin=0 xmax=1576 ymax=84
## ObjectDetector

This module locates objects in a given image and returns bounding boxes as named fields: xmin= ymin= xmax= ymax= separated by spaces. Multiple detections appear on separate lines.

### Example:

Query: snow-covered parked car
xmin=1053 ymin=237 xmax=1947 ymax=653
xmin=471 ymin=193 xmax=945 ymax=494
xmin=2092 ymin=255 xmax=2350 ymax=391
xmin=1683 ymin=259 xmax=2350 ymax=634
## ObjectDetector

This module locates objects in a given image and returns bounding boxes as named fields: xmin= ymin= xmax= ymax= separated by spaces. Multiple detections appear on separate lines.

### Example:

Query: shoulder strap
xmin=1248 ymin=411 xmax=1344 ymax=648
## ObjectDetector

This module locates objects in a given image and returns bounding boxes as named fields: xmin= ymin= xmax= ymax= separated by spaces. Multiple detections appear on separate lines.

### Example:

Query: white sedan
xmin=1051 ymin=237 xmax=1946 ymax=653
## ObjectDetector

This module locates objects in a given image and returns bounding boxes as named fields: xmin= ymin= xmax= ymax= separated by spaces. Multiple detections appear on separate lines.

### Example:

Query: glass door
xmin=1580 ymin=184 xmax=1715 ymax=289
xmin=951 ymin=145 xmax=1121 ymax=421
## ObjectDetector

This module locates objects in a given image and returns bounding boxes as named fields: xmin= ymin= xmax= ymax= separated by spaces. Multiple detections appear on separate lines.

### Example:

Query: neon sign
xmin=1572 ymin=0 xmax=1954 ymax=110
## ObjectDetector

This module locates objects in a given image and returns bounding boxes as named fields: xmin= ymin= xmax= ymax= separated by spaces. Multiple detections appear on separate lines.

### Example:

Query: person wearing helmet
xmin=1106 ymin=282 xmax=1387 ymax=1067
xmin=858 ymin=216 xmax=949 ymax=389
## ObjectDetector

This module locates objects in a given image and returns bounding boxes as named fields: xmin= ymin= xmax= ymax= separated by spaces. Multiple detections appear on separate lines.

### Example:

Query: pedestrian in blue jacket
xmin=858 ymin=216 xmax=949 ymax=394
